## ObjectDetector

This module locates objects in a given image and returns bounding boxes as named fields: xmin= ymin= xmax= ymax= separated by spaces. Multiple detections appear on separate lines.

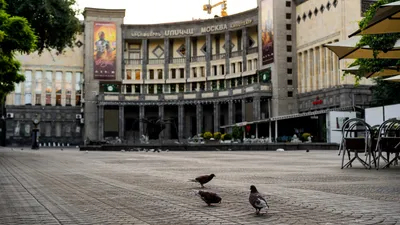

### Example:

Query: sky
xmin=74 ymin=0 xmax=258 ymax=24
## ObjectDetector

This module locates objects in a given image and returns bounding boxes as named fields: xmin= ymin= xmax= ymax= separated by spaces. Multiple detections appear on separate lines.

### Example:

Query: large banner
xmin=260 ymin=0 xmax=274 ymax=65
xmin=93 ymin=22 xmax=117 ymax=80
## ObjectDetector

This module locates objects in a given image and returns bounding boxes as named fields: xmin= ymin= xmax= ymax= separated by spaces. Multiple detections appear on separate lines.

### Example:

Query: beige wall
xmin=296 ymin=0 xmax=373 ymax=94
xmin=6 ymin=34 xmax=85 ymax=106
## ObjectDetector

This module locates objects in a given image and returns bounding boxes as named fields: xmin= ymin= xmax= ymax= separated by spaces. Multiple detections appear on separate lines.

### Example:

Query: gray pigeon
xmin=249 ymin=185 xmax=269 ymax=215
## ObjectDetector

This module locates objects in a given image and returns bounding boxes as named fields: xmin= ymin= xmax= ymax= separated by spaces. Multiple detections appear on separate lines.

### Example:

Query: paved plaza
xmin=1 ymin=148 xmax=400 ymax=225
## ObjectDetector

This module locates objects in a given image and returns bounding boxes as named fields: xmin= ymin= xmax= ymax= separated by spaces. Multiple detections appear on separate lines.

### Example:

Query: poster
xmin=260 ymin=0 xmax=274 ymax=65
xmin=93 ymin=22 xmax=117 ymax=80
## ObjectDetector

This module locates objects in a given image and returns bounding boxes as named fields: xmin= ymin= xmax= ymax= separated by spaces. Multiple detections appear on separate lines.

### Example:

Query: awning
xmin=384 ymin=74 xmax=400 ymax=82
xmin=220 ymin=106 xmax=356 ymax=128
xmin=342 ymin=65 xmax=400 ymax=78
xmin=349 ymin=1 xmax=400 ymax=37
xmin=324 ymin=36 xmax=400 ymax=60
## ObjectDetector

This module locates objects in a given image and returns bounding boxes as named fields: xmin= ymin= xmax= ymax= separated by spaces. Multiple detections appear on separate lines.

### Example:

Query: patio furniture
xmin=374 ymin=118 xmax=400 ymax=169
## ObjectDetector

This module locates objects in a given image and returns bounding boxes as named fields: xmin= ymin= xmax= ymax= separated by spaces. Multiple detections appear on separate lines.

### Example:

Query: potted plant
xmin=213 ymin=132 xmax=221 ymax=141
xmin=203 ymin=132 xmax=214 ymax=143
xmin=222 ymin=133 xmax=232 ymax=143
xmin=232 ymin=126 xmax=243 ymax=143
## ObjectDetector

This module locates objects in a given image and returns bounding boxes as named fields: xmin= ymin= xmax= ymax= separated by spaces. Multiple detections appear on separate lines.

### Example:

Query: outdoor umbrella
xmin=342 ymin=65 xmax=400 ymax=78
xmin=324 ymin=36 xmax=400 ymax=60
xmin=349 ymin=1 xmax=400 ymax=37
xmin=384 ymin=74 xmax=400 ymax=81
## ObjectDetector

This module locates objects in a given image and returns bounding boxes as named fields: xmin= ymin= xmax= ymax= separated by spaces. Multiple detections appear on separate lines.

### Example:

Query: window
xmin=286 ymin=24 xmax=291 ymax=30
xmin=126 ymin=70 xmax=132 ymax=80
xmin=200 ymin=82 xmax=205 ymax=91
xmin=135 ymin=85 xmax=140 ymax=93
xmin=213 ymin=65 xmax=217 ymax=76
xmin=179 ymin=84 xmax=184 ymax=92
xmin=248 ymin=60 xmax=252 ymax=70
xmin=171 ymin=69 xmax=176 ymax=79
xmin=200 ymin=67 xmax=205 ymax=77
xmin=248 ymin=76 xmax=252 ymax=85
xmin=237 ymin=77 xmax=242 ymax=86
xmin=14 ymin=82 xmax=21 ymax=105
xmin=287 ymin=68 xmax=292 ymax=74
xmin=212 ymin=81 xmax=217 ymax=90
xmin=192 ymin=68 xmax=197 ymax=78
xmin=45 ymin=71 xmax=52 ymax=105
xmin=230 ymin=79 xmax=235 ymax=88
xmin=135 ymin=69 xmax=141 ymax=80
xmin=179 ymin=68 xmax=185 ymax=78
xmin=219 ymin=80 xmax=225 ymax=89
xmin=287 ymin=79 xmax=293 ymax=85
xmin=288 ymin=91 xmax=293 ymax=97
xmin=149 ymin=70 xmax=154 ymax=79
xmin=75 ymin=72 xmax=82 ymax=106
xmin=239 ymin=62 xmax=243 ymax=72
xmin=55 ymin=71 xmax=62 ymax=106
xmin=157 ymin=69 xmax=163 ymax=79
xmin=24 ymin=71 xmax=32 ymax=105
xmin=287 ymin=35 xmax=292 ymax=41
xmin=192 ymin=82 xmax=197 ymax=91
xmin=220 ymin=65 xmax=225 ymax=75
xmin=231 ymin=63 xmax=236 ymax=74
xmin=126 ymin=84 xmax=132 ymax=93
xmin=65 ymin=72 xmax=72 ymax=105
xmin=287 ymin=45 xmax=292 ymax=52
xmin=170 ymin=84 xmax=176 ymax=93
xmin=287 ymin=57 xmax=292 ymax=63
xmin=286 ymin=13 xmax=291 ymax=19
xmin=148 ymin=84 xmax=154 ymax=94
xmin=286 ymin=1 xmax=291 ymax=7
xmin=35 ymin=71 xmax=42 ymax=105
xmin=157 ymin=84 xmax=163 ymax=94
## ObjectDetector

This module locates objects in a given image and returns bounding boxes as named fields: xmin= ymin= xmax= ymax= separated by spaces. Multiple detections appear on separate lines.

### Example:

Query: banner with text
xmin=260 ymin=0 xmax=274 ymax=65
xmin=93 ymin=22 xmax=117 ymax=80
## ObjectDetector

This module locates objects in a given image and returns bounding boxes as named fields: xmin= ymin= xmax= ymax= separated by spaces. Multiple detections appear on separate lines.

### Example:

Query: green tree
xmin=0 ymin=0 xmax=37 ymax=104
xmin=5 ymin=0 xmax=81 ymax=55
xmin=348 ymin=0 xmax=400 ymax=106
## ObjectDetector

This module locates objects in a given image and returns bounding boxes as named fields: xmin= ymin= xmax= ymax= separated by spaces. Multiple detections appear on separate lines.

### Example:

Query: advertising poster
xmin=260 ymin=0 xmax=274 ymax=65
xmin=93 ymin=22 xmax=117 ymax=80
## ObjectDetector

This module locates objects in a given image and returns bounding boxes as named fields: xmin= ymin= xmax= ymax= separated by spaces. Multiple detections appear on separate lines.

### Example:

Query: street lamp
xmin=31 ymin=114 xmax=40 ymax=150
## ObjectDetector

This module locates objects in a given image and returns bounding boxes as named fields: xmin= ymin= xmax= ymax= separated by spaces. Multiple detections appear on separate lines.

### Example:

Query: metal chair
xmin=374 ymin=118 xmax=400 ymax=169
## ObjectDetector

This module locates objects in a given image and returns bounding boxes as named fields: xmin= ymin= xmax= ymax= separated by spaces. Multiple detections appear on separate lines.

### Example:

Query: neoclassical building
xmin=3 ymin=0 xmax=307 ymax=145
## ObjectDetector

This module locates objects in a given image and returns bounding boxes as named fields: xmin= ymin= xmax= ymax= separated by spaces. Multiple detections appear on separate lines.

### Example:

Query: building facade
xmin=295 ymin=0 xmax=375 ymax=113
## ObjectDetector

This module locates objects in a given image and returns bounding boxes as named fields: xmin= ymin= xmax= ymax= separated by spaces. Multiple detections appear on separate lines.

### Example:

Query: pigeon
xmin=189 ymin=174 xmax=216 ymax=188
xmin=249 ymin=185 xmax=269 ymax=215
xmin=195 ymin=190 xmax=222 ymax=206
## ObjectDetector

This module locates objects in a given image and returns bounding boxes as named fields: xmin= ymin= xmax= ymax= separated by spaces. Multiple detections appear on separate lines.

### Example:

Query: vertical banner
xmin=93 ymin=22 xmax=117 ymax=80
xmin=260 ymin=0 xmax=274 ymax=65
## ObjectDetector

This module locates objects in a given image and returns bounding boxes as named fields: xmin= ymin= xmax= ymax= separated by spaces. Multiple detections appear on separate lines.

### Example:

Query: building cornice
xmin=83 ymin=8 xmax=126 ymax=19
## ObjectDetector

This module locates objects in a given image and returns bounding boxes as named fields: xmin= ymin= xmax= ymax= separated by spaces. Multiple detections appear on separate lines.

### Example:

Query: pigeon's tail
xmin=188 ymin=179 xmax=198 ymax=183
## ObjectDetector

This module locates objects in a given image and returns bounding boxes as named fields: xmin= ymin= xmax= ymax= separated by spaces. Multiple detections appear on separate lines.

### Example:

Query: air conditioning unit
xmin=6 ymin=113 xmax=14 ymax=118
xmin=80 ymin=118 xmax=84 ymax=124
xmin=76 ymin=114 xmax=82 ymax=119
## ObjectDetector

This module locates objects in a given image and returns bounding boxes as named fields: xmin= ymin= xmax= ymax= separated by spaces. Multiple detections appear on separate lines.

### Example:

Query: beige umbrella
xmin=384 ymin=74 xmax=400 ymax=81
xmin=324 ymin=36 xmax=400 ymax=60
xmin=349 ymin=1 xmax=400 ymax=37
xmin=342 ymin=65 xmax=400 ymax=78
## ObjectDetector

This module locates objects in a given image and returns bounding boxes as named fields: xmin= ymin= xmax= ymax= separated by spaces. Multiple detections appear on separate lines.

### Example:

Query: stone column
xmin=228 ymin=100 xmax=234 ymax=133
xmin=206 ymin=34 xmax=212 ymax=77
xmin=224 ymin=31 xmax=231 ymax=75
xmin=241 ymin=99 xmax=246 ymax=122
xmin=178 ymin=104 xmax=184 ymax=140
xmin=98 ymin=104 xmax=104 ymax=141
xmin=213 ymin=102 xmax=220 ymax=133
xmin=185 ymin=37 xmax=191 ymax=91
xmin=333 ymin=53 xmax=339 ymax=86
xmin=313 ymin=48 xmax=318 ymax=92
xmin=242 ymin=27 xmax=248 ymax=72
xmin=119 ymin=105 xmax=124 ymax=139
xmin=196 ymin=104 xmax=203 ymax=135
xmin=326 ymin=43 xmax=332 ymax=88
xmin=158 ymin=105 xmax=164 ymax=140
xmin=139 ymin=105 xmax=145 ymax=137
xmin=142 ymin=39 xmax=148 ymax=94
xmin=297 ymin=53 xmax=302 ymax=93
xmin=253 ymin=96 xmax=260 ymax=121
xmin=320 ymin=46 xmax=325 ymax=89
xmin=164 ymin=38 xmax=170 ymax=92
xmin=302 ymin=52 xmax=306 ymax=93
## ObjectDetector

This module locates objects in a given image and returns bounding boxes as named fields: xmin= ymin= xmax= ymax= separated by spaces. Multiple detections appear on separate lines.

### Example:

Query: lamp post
xmin=31 ymin=114 xmax=40 ymax=150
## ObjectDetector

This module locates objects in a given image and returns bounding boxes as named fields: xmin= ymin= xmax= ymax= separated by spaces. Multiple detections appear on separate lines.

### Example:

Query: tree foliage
xmin=0 ymin=0 xmax=36 ymax=102
xmin=348 ymin=0 xmax=400 ymax=106
xmin=5 ymin=0 xmax=82 ymax=55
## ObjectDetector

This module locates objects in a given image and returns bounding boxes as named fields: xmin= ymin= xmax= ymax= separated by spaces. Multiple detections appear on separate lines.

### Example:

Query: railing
xmin=170 ymin=57 xmax=185 ymax=64
xmin=231 ymin=50 xmax=243 ymax=58
xmin=212 ymin=54 xmax=226 ymax=60
xmin=148 ymin=59 xmax=165 ymax=64
xmin=191 ymin=55 xmax=206 ymax=62
xmin=124 ymin=59 xmax=142 ymax=65
xmin=247 ymin=47 xmax=258 ymax=54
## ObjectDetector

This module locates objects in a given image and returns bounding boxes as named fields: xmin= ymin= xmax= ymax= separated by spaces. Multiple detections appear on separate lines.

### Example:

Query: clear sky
xmin=74 ymin=0 xmax=258 ymax=24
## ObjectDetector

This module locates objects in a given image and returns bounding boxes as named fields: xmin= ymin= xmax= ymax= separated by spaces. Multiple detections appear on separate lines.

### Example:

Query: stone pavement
xmin=0 ymin=148 xmax=400 ymax=225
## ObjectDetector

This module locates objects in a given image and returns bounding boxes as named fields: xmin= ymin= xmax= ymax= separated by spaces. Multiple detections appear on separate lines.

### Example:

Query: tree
xmin=5 ymin=0 xmax=82 ymax=55
xmin=0 ymin=0 xmax=37 ymax=104
xmin=348 ymin=0 xmax=400 ymax=106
